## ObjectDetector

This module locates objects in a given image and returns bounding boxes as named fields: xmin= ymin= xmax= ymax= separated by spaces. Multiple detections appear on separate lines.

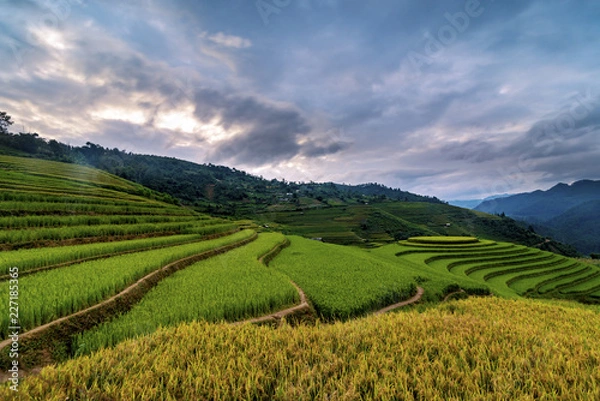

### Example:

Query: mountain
xmin=536 ymin=200 xmax=600 ymax=256
xmin=0 ymin=131 xmax=442 ymax=217
xmin=0 ymin=130 xmax=580 ymax=255
xmin=448 ymin=194 xmax=512 ymax=209
xmin=475 ymin=180 xmax=600 ymax=255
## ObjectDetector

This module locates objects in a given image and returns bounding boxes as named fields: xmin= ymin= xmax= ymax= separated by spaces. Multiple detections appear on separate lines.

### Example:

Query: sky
xmin=1 ymin=0 xmax=599 ymax=201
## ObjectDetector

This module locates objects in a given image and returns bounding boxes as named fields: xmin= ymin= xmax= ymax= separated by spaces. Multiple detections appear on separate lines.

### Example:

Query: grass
xmin=73 ymin=233 xmax=298 ymax=355
xmin=271 ymin=236 xmax=421 ymax=319
xmin=0 ymin=230 xmax=256 ymax=338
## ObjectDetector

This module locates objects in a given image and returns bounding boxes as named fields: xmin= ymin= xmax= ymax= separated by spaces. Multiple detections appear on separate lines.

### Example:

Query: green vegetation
xmin=0 ymin=232 xmax=233 ymax=276
xmin=0 ymin=230 xmax=256 ymax=339
xmin=6 ymin=297 xmax=600 ymax=400
xmin=271 ymin=236 xmax=418 ymax=319
xmin=74 ymin=233 xmax=299 ymax=355
xmin=407 ymin=236 xmax=479 ymax=244
xmin=395 ymin=237 xmax=600 ymax=303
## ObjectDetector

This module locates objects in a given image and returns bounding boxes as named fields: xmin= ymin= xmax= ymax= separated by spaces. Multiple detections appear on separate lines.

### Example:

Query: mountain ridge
xmin=0 ymin=129 xmax=580 ymax=255
xmin=475 ymin=180 xmax=600 ymax=255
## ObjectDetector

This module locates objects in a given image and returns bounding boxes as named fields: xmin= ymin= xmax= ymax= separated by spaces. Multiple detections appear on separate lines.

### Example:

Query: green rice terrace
xmin=1 ymin=155 xmax=599 ymax=399
xmin=394 ymin=236 xmax=600 ymax=303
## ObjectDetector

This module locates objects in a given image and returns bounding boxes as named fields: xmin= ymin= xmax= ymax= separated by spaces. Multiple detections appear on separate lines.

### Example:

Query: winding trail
xmin=373 ymin=287 xmax=425 ymax=315
xmin=232 ymin=281 xmax=310 ymax=326
xmin=232 ymin=239 xmax=311 ymax=326
xmin=0 ymin=233 xmax=257 ymax=352
xmin=443 ymin=289 xmax=466 ymax=302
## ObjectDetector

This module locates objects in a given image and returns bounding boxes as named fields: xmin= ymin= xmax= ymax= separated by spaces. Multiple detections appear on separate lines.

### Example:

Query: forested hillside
xmin=0 ymin=128 xmax=441 ymax=217
xmin=476 ymin=181 xmax=600 ymax=255
xmin=0 ymin=115 xmax=579 ymax=256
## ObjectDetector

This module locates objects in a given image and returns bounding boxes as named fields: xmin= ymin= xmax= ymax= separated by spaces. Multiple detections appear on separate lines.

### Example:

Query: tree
xmin=0 ymin=111 xmax=14 ymax=134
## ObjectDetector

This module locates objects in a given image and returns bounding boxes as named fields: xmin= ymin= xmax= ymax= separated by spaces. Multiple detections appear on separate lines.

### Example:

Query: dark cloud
xmin=1 ymin=0 xmax=599 ymax=199
xmin=301 ymin=140 xmax=352 ymax=158
xmin=192 ymin=88 xmax=349 ymax=165
xmin=441 ymin=139 xmax=498 ymax=163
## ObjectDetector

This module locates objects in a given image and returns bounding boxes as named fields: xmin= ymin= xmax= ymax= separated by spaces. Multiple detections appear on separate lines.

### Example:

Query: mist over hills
xmin=448 ymin=194 xmax=512 ymax=210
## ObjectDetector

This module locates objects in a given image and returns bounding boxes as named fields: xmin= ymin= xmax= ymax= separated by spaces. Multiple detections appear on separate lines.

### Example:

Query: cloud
xmin=1 ymin=0 xmax=599 ymax=200
xmin=204 ymin=32 xmax=252 ymax=49
xmin=301 ymin=140 xmax=352 ymax=158
xmin=441 ymin=139 xmax=498 ymax=163
xmin=191 ymin=88 xmax=349 ymax=165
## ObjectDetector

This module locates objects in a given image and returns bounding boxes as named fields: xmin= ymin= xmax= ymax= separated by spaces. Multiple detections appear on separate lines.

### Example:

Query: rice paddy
xmin=2 ymin=155 xmax=599 ymax=400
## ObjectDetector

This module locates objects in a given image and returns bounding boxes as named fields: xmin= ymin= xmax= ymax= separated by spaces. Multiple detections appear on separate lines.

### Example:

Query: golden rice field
xmin=4 ymin=297 xmax=600 ymax=400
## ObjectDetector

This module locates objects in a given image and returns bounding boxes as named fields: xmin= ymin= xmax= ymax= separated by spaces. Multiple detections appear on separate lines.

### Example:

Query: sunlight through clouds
xmin=0 ymin=0 xmax=598 ymax=200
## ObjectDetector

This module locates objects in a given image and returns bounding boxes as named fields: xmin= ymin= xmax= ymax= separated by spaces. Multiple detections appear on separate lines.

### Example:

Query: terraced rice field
xmin=271 ymin=236 xmax=418 ymax=319
xmin=0 ymin=156 xmax=255 ymax=366
xmin=74 ymin=233 xmax=299 ymax=355
xmin=0 ymin=230 xmax=256 ymax=338
xmin=0 ymin=155 xmax=231 ymax=250
xmin=396 ymin=237 xmax=600 ymax=303
xmin=2 ymin=155 xmax=599 ymax=400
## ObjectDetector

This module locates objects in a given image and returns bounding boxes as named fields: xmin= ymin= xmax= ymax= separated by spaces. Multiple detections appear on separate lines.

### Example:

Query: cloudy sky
xmin=1 ymin=0 xmax=599 ymax=200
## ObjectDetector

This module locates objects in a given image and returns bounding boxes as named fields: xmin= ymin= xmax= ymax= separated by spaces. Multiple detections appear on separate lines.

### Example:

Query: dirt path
xmin=0 ymin=234 xmax=256 ymax=352
xmin=232 ymin=281 xmax=310 ymax=326
xmin=532 ymin=238 xmax=552 ymax=248
xmin=373 ymin=287 xmax=424 ymax=315
xmin=443 ymin=289 xmax=466 ymax=302
xmin=233 ymin=239 xmax=311 ymax=325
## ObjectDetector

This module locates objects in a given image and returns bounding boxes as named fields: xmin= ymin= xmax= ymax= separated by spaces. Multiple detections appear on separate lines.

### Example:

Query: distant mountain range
xmin=448 ymin=194 xmax=512 ymax=210
xmin=475 ymin=180 xmax=600 ymax=255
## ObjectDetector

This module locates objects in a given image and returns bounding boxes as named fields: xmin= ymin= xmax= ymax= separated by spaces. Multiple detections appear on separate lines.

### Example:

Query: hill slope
xmin=258 ymin=201 xmax=578 ymax=255
xmin=0 ymin=131 xmax=578 ymax=254
xmin=475 ymin=180 xmax=600 ymax=255
xmin=539 ymin=200 xmax=600 ymax=255
xmin=0 ymin=132 xmax=441 ymax=217
xmin=0 ymin=155 xmax=239 ymax=250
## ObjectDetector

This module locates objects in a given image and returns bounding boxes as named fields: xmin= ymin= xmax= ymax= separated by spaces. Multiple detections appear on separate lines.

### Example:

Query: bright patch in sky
xmin=155 ymin=108 xmax=199 ymax=133
xmin=0 ymin=0 xmax=599 ymax=199
xmin=91 ymin=108 xmax=148 ymax=125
